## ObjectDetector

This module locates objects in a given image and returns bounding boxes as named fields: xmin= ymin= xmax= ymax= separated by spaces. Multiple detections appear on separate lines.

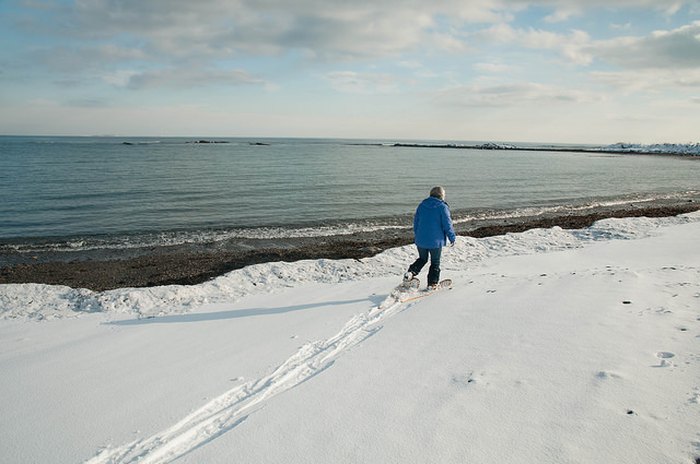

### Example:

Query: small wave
xmin=451 ymin=192 xmax=699 ymax=226
xmin=0 ymin=222 xmax=411 ymax=254
xmin=2 ymin=192 xmax=697 ymax=254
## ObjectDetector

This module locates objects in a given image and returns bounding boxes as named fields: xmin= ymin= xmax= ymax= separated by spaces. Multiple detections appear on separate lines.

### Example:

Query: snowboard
xmin=399 ymin=279 xmax=452 ymax=303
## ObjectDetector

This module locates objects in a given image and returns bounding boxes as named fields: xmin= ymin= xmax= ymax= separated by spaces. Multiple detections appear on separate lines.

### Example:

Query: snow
xmin=1 ymin=212 xmax=699 ymax=463
xmin=603 ymin=142 xmax=700 ymax=156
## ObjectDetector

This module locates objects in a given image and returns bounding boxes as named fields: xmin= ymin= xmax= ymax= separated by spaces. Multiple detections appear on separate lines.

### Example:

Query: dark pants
xmin=408 ymin=246 xmax=442 ymax=285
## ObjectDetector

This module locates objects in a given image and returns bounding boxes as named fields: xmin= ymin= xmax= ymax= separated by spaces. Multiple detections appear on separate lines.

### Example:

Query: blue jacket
xmin=413 ymin=196 xmax=456 ymax=249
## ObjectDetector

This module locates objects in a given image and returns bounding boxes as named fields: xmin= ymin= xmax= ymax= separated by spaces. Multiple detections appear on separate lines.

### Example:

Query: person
xmin=404 ymin=186 xmax=456 ymax=289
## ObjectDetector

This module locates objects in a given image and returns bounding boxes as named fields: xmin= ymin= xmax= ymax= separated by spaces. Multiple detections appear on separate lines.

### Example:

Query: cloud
xmin=579 ymin=21 xmax=700 ymax=99
xmin=23 ymin=0 xmax=650 ymax=63
xmin=14 ymin=1 xmax=699 ymax=69
xmin=27 ymin=44 xmax=146 ymax=73
xmin=8 ymin=0 xmax=699 ymax=97
xmin=436 ymin=81 xmax=601 ymax=107
xmin=101 ymin=69 xmax=141 ymax=88
xmin=125 ymin=68 xmax=268 ymax=90
xmin=19 ymin=1 xmax=450 ymax=59
xmin=429 ymin=32 xmax=471 ymax=54
xmin=591 ymin=21 xmax=700 ymax=69
xmin=473 ymin=19 xmax=700 ymax=75
xmin=610 ymin=22 xmax=632 ymax=31
xmin=63 ymin=98 xmax=109 ymax=108
xmin=506 ymin=0 xmax=688 ymax=16
xmin=475 ymin=23 xmax=593 ymax=65
xmin=590 ymin=68 xmax=700 ymax=93
xmin=474 ymin=62 xmax=514 ymax=73
xmin=325 ymin=71 xmax=400 ymax=94
xmin=543 ymin=7 xmax=581 ymax=23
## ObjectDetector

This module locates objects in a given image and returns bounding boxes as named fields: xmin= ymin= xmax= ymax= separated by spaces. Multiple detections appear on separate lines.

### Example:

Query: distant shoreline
xmin=351 ymin=142 xmax=700 ymax=158
xmin=3 ymin=135 xmax=698 ymax=157
xmin=1 ymin=203 xmax=697 ymax=292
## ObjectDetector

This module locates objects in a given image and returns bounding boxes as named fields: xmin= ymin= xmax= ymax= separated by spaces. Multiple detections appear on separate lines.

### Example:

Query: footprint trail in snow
xmin=85 ymin=292 xmax=412 ymax=464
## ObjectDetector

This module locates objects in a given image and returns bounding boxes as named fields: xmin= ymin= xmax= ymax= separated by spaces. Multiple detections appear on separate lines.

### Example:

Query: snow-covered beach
xmin=1 ymin=212 xmax=699 ymax=463
xmin=4 ymin=0 xmax=700 ymax=461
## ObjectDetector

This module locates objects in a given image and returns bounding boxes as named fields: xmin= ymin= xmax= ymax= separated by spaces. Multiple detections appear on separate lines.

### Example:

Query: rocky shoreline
xmin=387 ymin=142 xmax=700 ymax=157
xmin=1 ymin=203 xmax=697 ymax=292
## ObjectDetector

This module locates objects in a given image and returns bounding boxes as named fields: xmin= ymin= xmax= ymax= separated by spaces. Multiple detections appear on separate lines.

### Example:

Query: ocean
xmin=1 ymin=135 xmax=699 ymax=263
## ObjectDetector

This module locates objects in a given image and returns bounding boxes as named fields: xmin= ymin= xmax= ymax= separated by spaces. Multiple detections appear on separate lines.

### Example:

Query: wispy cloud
xmin=506 ymin=0 xmax=687 ymax=16
xmin=436 ymin=81 xmax=602 ymax=107
xmin=590 ymin=69 xmax=700 ymax=93
xmin=474 ymin=23 xmax=593 ymax=65
xmin=543 ymin=7 xmax=581 ymax=23
xmin=63 ymin=98 xmax=109 ymax=108
xmin=27 ymin=44 xmax=147 ymax=73
xmin=126 ymin=68 xmax=268 ymax=90
xmin=325 ymin=71 xmax=400 ymax=94
xmin=474 ymin=62 xmax=515 ymax=73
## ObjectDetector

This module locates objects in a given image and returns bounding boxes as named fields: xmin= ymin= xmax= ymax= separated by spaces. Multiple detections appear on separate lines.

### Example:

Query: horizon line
xmin=4 ymin=134 xmax=697 ymax=147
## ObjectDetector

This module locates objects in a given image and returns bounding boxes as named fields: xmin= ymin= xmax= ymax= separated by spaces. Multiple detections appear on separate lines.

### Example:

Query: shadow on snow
xmin=106 ymin=297 xmax=374 ymax=326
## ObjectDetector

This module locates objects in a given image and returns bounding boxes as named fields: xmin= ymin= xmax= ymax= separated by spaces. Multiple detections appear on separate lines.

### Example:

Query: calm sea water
xmin=1 ymin=136 xmax=699 ymax=252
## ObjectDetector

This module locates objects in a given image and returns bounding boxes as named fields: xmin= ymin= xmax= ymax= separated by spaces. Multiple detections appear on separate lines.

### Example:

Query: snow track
xmin=85 ymin=293 xmax=408 ymax=463
xmin=25 ymin=211 xmax=700 ymax=463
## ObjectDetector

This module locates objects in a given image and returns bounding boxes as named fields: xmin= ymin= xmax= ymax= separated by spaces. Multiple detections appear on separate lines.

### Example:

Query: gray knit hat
xmin=429 ymin=186 xmax=445 ymax=200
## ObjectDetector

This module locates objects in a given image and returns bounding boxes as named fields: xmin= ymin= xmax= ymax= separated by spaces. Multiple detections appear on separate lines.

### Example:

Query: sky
xmin=1 ymin=0 xmax=699 ymax=143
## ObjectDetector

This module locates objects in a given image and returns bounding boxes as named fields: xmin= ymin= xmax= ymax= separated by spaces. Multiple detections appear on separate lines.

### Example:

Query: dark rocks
xmin=1 ymin=203 xmax=698 ymax=292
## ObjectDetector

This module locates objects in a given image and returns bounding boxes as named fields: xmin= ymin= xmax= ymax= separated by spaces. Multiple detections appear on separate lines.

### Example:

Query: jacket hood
xmin=422 ymin=196 xmax=446 ymax=208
